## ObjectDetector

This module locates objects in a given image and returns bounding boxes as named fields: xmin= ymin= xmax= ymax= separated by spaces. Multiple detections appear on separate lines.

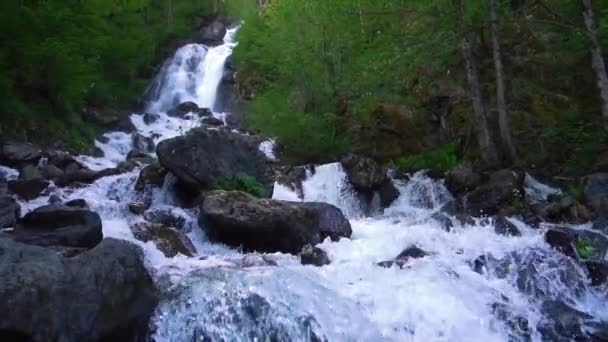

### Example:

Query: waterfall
xmin=4 ymin=25 xmax=607 ymax=342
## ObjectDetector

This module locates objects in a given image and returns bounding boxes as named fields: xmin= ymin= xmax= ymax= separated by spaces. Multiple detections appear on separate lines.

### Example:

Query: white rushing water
xmin=7 ymin=26 xmax=608 ymax=342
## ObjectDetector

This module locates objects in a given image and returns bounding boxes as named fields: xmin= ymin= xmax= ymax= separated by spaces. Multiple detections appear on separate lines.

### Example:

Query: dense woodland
xmin=0 ymin=0 xmax=607 ymax=176
xmin=231 ymin=0 xmax=608 ymax=176
xmin=0 ymin=0 xmax=219 ymax=150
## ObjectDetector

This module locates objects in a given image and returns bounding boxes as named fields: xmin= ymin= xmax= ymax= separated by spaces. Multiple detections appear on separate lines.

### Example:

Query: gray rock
xmin=142 ymin=112 xmax=160 ymax=125
xmin=157 ymin=127 xmax=271 ymax=193
xmin=14 ymin=204 xmax=103 ymax=249
xmin=445 ymin=164 xmax=482 ymax=195
xmin=378 ymin=245 xmax=428 ymax=268
xmin=130 ymin=222 xmax=196 ymax=257
xmin=134 ymin=162 xmax=168 ymax=191
xmin=0 ymin=196 xmax=19 ymax=228
xmin=583 ymin=173 xmax=608 ymax=215
xmin=19 ymin=164 xmax=43 ymax=181
xmin=341 ymin=154 xmax=387 ymax=190
xmin=194 ymin=20 xmax=227 ymax=47
xmin=8 ymin=178 xmax=49 ymax=200
xmin=132 ymin=132 xmax=155 ymax=154
xmin=128 ymin=201 xmax=150 ymax=215
xmin=300 ymin=202 xmax=352 ymax=241
xmin=0 ymin=237 xmax=158 ymax=341
xmin=0 ymin=142 xmax=41 ymax=167
xmin=199 ymin=191 xmax=321 ymax=254
xmin=201 ymin=116 xmax=224 ymax=126
xmin=300 ymin=244 xmax=330 ymax=266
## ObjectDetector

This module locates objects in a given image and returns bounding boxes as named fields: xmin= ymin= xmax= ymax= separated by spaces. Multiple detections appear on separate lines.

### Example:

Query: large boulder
xmin=157 ymin=127 xmax=271 ymax=193
xmin=445 ymin=164 xmax=481 ymax=195
xmin=445 ymin=169 xmax=524 ymax=217
xmin=134 ymin=162 xmax=168 ymax=191
xmin=0 ymin=196 xmax=19 ymax=228
xmin=300 ymin=202 xmax=352 ymax=241
xmin=8 ymin=179 xmax=49 ymax=200
xmin=13 ymin=204 xmax=103 ymax=249
xmin=341 ymin=154 xmax=387 ymax=190
xmin=340 ymin=154 xmax=399 ymax=210
xmin=199 ymin=191 xmax=321 ymax=254
xmin=0 ymin=237 xmax=158 ymax=341
xmin=194 ymin=19 xmax=227 ymax=47
xmin=130 ymin=222 xmax=196 ymax=257
xmin=0 ymin=142 xmax=41 ymax=167
xmin=583 ymin=173 xmax=608 ymax=216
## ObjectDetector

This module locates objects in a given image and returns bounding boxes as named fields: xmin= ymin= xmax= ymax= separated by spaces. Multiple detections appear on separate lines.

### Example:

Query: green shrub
xmin=212 ymin=173 xmax=268 ymax=198
xmin=388 ymin=143 xmax=458 ymax=173
xmin=576 ymin=240 xmax=595 ymax=260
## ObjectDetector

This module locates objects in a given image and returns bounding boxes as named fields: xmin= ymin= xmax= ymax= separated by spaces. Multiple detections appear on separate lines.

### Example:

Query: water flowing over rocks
xmin=0 ymin=237 xmax=158 ymax=341
xmin=157 ymin=126 xmax=271 ymax=193
xmin=134 ymin=162 xmax=168 ymax=191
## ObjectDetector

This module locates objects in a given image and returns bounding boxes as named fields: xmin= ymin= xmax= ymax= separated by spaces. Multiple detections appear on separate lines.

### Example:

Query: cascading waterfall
xmin=4 ymin=25 xmax=607 ymax=342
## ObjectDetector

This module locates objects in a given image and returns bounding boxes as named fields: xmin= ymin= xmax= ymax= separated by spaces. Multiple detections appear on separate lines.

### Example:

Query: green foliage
xmin=0 ymin=0 xmax=217 ymax=151
xmin=576 ymin=240 xmax=595 ymax=260
xmin=212 ymin=173 xmax=268 ymax=198
xmin=231 ymin=0 xmax=608 ymax=171
xmin=388 ymin=143 xmax=458 ymax=173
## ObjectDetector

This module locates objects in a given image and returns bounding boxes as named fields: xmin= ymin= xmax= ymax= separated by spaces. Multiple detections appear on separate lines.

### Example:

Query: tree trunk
xmin=456 ymin=0 xmax=499 ymax=166
xmin=579 ymin=0 xmax=608 ymax=130
xmin=490 ymin=0 xmax=517 ymax=162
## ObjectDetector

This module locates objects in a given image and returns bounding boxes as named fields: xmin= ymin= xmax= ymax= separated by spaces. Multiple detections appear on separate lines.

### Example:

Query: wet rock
xmin=134 ymin=162 xmax=168 ymax=191
xmin=300 ymin=244 xmax=330 ymax=266
xmin=42 ymin=164 xmax=64 ymax=180
xmin=126 ymin=150 xmax=156 ymax=165
xmin=194 ymin=19 xmax=227 ymax=47
xmin=493 ymin=216 xmax=521 ymax=237
xmin=45 ymin=150 xmax=77 ymax=169
xmin=584 ymin=261 xmax=608 ymax=286
xmin=341 ymin=154 xmax=399 ymax=209
xmin=142 ymin=112 xmax=160 ymax=125
xmin=199 ymin=190 xmax=321 ymax=254
xmin=378 ymin=245 xmax=428 ymax=268
xmin=0 ymin=196 xmax=19 ymax=228
xmin=132 ymin=132 xmax=155 ymax=154
xmin=0 ymin=237 xmax=158 ymax=341
xmin=8 ymin=178 xmax=49 ymax=200
xmin=64 ymin=198 xmax=88 ymax=209
xmin=0 ymin=175 xmax=7 ymax=196
xmin=0 ymin=142 xmax=41 ymax=167
xmin=157 ymin=126 xmax=271 ymax=194
xmin=201 ymin=116 xmax=224 ymax=126
xmin=143 ymin=208 xmax=187 ymax=230
xmin=445 ymin=164 xmax=481 ymax=195
xmin=128 ymin=201 xmax=150 ymax=215
xmin=130 ymin=222 xmax=195 ymax=257
xmin=14 ymin=204 xmax=102 ymax=249
xmin=341 ymin=154 xmax=387 ymax=190
xmin=545 ymin=225 xmax=608 ymax=261
xmin=48 ymin=194 xmax=62 ymax=204
xmin=491 ymin=302 xmax=530 ymax=341
xmin=94 ymin=160 xmax=137 ymax=179
xmin=167 ymin=101 xmax=203 ymax=118
xmin=19 ymin=164 xmax=43 ymax=181
xmin=447 ymin=169 xmax=524 ymax=217
xmin=538 ymin=300 xmax=592 ymax=341
xmin=300 ymin=202 xmax=352 ymax=241
xmin=583 ymin=173 xmax=608 ymax=216
xmin=81 ymin=107 xmax=135 ymax=132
